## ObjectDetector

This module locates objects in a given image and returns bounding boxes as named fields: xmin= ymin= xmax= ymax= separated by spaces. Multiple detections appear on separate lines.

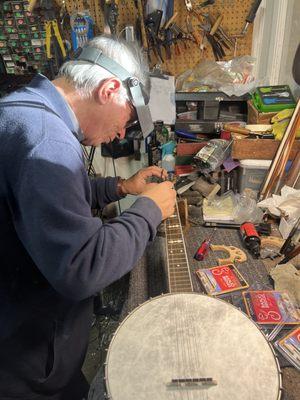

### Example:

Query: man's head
xmin=57 ymin=35 xmax=153 ymax=145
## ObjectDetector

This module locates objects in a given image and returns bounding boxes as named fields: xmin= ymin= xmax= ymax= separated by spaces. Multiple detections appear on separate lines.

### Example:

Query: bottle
xmin=161 ymin=141 xmax=176 ymax=173
xmin=240 ymin=222 xmax=261 ymax=258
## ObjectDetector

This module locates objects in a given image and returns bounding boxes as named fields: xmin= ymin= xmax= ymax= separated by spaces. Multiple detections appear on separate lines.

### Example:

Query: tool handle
xmin=223 ymin=124 xmax=251 ymax=135
xmin=194 ymin=240 xmax=210 ymax=261
xmin=210 ymin=15 xmax=223 ymax=36
xmin=28 ymin=0 xmax=39 ymax=13
xmin=246 ymin=0 xmax=262 ymax=23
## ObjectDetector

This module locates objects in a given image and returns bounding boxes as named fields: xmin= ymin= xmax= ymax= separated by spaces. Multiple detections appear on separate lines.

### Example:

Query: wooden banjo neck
xmin=164 ymin=200 xmax=193 ymax=293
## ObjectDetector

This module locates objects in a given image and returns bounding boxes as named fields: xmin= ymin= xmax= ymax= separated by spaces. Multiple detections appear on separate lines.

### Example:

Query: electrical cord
xmin=110 ymin=142 xmax=122 ymax=215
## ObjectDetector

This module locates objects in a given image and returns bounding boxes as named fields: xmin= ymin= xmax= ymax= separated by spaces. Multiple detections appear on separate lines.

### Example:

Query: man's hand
xmin=120 ymin=166 xmax=168 ymax=195
xmin=140 ymin=181 xmax=176 ymax=220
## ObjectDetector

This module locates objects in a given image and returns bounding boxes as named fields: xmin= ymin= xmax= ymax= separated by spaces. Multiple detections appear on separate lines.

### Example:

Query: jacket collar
xmin=26 ymin=74 xmax=84 ymax=142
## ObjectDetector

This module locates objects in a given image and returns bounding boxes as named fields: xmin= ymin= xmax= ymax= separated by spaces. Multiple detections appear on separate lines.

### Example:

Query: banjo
xmin=105 ymin=202 xmax=282 ymax=400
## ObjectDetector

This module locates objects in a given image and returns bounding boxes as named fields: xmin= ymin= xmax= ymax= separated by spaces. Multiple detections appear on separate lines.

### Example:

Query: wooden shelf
xmin=232 ymin=138 xmax=300 ymax=160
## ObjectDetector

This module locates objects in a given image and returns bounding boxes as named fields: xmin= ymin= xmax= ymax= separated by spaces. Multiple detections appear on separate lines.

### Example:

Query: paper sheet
xmin=148 ymin=76 xmax=176 ymax=125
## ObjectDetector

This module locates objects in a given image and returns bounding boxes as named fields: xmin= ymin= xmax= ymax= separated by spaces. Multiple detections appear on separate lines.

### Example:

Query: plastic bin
xmin=238 ymin=159 xmax=271 ymax=194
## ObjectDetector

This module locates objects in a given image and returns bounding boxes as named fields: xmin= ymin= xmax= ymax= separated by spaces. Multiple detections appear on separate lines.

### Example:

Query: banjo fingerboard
xmin=165 ymin=201 xmax=193 ymax=293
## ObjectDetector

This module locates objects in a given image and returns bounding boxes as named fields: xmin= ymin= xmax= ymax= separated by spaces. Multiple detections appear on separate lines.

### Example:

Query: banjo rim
xmin=104 ymin=292 xmax=282 ymax=400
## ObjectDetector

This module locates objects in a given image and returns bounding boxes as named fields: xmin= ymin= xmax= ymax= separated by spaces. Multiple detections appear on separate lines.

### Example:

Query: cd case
xmin=275 ymin=326 xmax=300 ymax=370
xmin=195 ymin=264 xmax=249 ymax=296
xmin=243 ymin=291 xmax=300 ymax=325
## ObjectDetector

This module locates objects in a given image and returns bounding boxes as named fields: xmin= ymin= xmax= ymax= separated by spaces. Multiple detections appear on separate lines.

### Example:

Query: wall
xmin=278 ymin=0 xmax=300 ymax=97
xmin=252 ymin=0 xmax=300 ymax=95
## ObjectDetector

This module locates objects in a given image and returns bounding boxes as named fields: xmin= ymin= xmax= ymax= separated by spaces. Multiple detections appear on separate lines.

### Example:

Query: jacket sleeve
xmin=89 ymin=176 xmax=123 ymax=209
xmin=13 ymin=139 xmax=162 ymax=301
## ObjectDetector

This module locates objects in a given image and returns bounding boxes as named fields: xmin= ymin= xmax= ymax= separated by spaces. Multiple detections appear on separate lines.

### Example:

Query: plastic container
xmin=238 ymin=159 xmax=271 ymax=194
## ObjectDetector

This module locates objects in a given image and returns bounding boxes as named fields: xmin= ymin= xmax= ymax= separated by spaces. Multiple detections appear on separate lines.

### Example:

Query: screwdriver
xmin=194 ymin=228 xmax=216 ymax=261
xmin=242 ymin=0 xmax=262 ymax=35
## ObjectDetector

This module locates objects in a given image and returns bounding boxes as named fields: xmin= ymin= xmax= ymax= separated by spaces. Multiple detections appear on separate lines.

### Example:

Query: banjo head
xmin=105 ymin=293 xmax=282 ymax=400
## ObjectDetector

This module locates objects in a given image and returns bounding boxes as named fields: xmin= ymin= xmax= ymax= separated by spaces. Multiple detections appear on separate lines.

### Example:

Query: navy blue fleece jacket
xmin=0 ymin=74 xmax=161 ymax=339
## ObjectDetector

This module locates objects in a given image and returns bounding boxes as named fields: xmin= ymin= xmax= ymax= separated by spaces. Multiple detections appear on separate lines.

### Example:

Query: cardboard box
xmin=247 ymin=100 xmax=277 ymax=124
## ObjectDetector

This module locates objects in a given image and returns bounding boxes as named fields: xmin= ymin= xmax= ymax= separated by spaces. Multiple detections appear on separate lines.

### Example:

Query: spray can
xmin=240 ymin=222 xmax=261 ymax=258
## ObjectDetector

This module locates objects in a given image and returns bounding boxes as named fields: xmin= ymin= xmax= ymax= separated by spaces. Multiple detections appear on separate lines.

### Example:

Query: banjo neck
xmin=165 ymin=200 xmax=193 ymax=293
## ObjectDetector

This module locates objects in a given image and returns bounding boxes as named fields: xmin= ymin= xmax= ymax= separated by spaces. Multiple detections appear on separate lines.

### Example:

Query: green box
xmin=252 ymin=85 xmax=296 ymax=112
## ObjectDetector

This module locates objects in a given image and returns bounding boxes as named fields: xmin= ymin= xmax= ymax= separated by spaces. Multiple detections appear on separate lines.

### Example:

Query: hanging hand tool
xmin=194 ymin=229 xmax=216 ymax=261
xmin=28 ymin=0 xmax=39 ymax=12
xmin=197 ymin=0 xmax=215 ymax=8
xmin=42 ymin=0 xmax=66 ymax=78
xmin=70 ymin=12 xmax=94 ymax=50
xmin=145 ymin=10 xmax=164 ymax=63
xmin=135 ymin=0 xmax=148 ymax=50
xmin=242 ymin=0 xmax=262 ymax=35
xmin=185 ymin=0 xmax=193 ymax=12
xmin=104 ymin=0 xmax=119 ymax=35
xmin=186 ymin=14 xmax=202 ymax=46
xmin=200 ymin=15 xmax=227 ymax=60
xmin=45 ymin=20 xmax=66 ymax=59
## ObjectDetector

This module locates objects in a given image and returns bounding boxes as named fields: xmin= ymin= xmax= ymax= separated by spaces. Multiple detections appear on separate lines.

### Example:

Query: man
xmin=0 ymin=35 xmax=176 ymax=399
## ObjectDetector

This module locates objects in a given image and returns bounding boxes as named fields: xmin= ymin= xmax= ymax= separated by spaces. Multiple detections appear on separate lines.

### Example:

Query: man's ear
xmin=95 ymin=78 xmax=122 ymax=105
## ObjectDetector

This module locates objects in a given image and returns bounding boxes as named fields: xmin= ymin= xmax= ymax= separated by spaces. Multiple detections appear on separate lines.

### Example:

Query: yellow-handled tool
xmin=28 ymin=0 xmax=39 ymax=13
xmin=45 ymin=19 xmax=66 ymax=59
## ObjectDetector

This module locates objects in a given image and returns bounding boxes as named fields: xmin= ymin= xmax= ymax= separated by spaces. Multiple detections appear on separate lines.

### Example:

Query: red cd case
xmin=195 ymin=264 xmax=249 ymax=296
xmin=243 ymin=290 xmax=300 ymax=325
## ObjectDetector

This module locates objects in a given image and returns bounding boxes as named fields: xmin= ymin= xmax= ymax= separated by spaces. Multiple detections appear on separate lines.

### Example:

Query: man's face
xmin=82 ymin=94 xmax=137 ymax=146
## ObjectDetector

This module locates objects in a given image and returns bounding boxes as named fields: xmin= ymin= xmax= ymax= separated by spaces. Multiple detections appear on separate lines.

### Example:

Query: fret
xmin=165 ymin=200 xmax=193 ymax=293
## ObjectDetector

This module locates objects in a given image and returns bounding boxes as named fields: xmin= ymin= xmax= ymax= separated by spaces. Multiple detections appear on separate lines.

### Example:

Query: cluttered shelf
xmin=232 ymin=137 xmax=300 ymax=160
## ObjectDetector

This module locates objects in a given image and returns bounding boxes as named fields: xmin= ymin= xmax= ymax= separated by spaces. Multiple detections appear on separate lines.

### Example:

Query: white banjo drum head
xmin=105 ymin=293 xmax=282 ymax=400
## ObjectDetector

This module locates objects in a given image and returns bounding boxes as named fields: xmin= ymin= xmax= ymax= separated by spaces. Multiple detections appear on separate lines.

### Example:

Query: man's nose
xmin=118 ymin=128 xmax=126 ymax=140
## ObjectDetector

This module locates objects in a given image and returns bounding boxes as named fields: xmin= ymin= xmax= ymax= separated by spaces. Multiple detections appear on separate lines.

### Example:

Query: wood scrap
xmin=210 ymin=244 xmax=247 ymax=265
xmin=261 ymin=236 xmax=285 ymax=249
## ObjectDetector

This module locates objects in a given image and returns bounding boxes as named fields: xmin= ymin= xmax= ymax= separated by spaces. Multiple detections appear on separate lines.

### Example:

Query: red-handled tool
xmin=194 ymin=228 xmax=216 ymax=261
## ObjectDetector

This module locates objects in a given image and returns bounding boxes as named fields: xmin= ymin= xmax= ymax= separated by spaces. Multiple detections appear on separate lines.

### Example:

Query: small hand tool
xmin=28 ymin=0 xmax=39 ymax=12
xmin=104 ymin=0 xmax=119 ymax=35
xmin=194 ymin=228 xmax=216 ymax=261
xmin=185 ymin=0 xmax=193 ymax=12
xmin=145 ymin=10 xmax=164 ymax=63
xmin=242 ymin=0 xmax=262 ymax=35
xmin=197 ymin=0 xmax=215 ymax=8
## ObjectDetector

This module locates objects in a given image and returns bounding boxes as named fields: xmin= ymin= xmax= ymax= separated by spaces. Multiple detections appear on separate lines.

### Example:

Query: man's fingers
xmin=159 ymin=181 xmax=174 ymax=189
xmin=139 ymin=166 xmax=167 ymax=180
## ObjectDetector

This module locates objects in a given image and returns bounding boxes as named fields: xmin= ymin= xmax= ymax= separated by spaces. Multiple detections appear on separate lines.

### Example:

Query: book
xmin=275 ymin=326 xmax=300 ymax=370
xmin=195 ymin=264 xmax=249 ymax=296
xmin=243 ymin=291 xmax=300 ymax=325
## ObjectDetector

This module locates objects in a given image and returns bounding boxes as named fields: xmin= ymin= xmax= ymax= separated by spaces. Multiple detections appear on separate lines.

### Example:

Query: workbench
xmin=88 ymin=224 xmax=300 ymax=400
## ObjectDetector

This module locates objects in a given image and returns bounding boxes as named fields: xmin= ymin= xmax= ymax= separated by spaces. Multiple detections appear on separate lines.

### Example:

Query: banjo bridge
xmin=167 ymin=377 xmax=217 ymax=388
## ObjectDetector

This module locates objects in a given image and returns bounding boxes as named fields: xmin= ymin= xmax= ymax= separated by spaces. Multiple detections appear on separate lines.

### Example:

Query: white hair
xmin=58 ymin=35 xmax=150 ymax=99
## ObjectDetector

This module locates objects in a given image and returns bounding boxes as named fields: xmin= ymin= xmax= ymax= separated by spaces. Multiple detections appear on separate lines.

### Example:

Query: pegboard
xmin=63 ymin=0 xmax=254 ymax=77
